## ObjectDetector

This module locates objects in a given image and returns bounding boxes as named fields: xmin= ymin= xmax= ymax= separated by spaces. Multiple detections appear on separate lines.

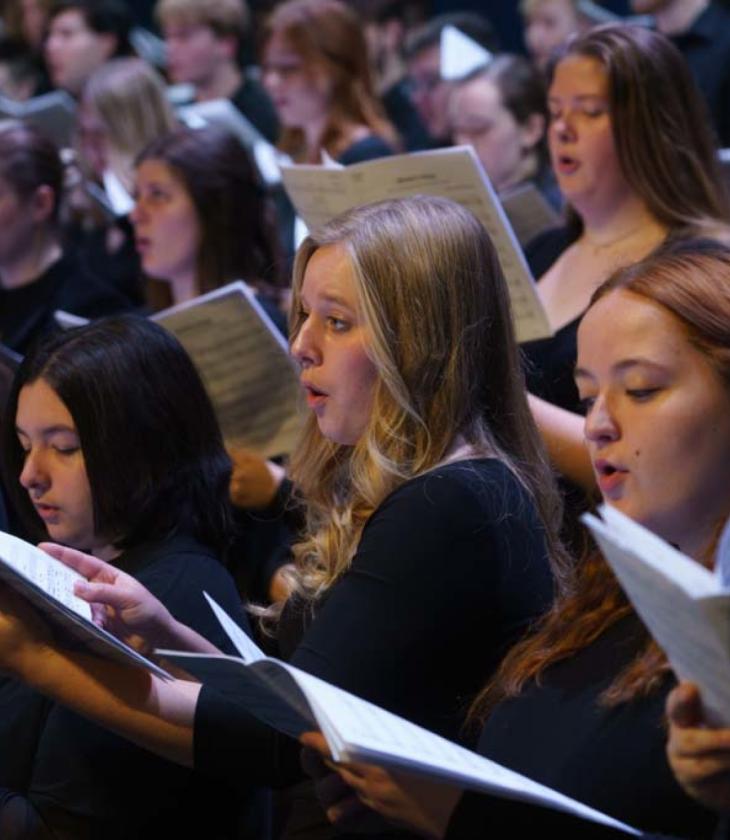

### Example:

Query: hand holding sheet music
xmin=584 ymin=506 xmax=730 ymax=727
xmin=157 ymin=595 xmax=637 ymax=835
xmin=0 ymin=530 xmax=171 ymax=679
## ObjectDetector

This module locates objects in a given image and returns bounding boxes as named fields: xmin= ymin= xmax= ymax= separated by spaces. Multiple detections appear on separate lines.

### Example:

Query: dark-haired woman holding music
xmin=0 ymin=315 xmax=258 ymax=839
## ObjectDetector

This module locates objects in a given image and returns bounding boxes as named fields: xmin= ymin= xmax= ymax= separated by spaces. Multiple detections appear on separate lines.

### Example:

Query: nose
xmin=129 ymin=198 xmax=145 ymax=228
xmin=550 ymin=109 xmax=576 ymax=144
xmin=291 ymin=315 xmax=321 ymax=369
xmin=19 ymin=447 xmax=49 ymax=496
xmin=584 ymin=393 xmax=620 ymax=445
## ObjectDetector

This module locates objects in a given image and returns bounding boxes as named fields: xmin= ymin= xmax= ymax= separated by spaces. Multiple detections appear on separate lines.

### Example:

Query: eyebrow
xmin=300 ymin=291 xmax=354 ymax=310
xmin=548 ymin=94 xmax=607 ymax=104
xmin=15 ymin=424 xmax=78 ymax=437
xmin=574 ymin=358 xmax=671 ymax=379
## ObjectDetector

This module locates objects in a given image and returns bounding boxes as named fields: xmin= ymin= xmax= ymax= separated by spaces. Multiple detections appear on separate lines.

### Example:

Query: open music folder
xmin=584 ymin=506 xmax=730 ymax=727
xmin=0 ymin=531 xmax=171 ymax=679
xmin=280 ymin=145 xmax=553 ymax=344
xmin=156 ymin=594 xmax=638 ymax=836
xmin=56 ymin=282 xmax=303 ymax=457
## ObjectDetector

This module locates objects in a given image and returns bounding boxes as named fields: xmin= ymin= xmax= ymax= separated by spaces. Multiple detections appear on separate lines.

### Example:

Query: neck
xmin=169 ymin=272 xmax=199 ymax=304
xmin=654 ymin=0 xmax=709 ymax=35
xmin=0 ymin=235 xmax=62 ymax=290
xmin=303 ymin=115 xmax=330 ymax=162
xmin=93 ymin=543 xmax=121 ymax=563
xmin=195 ymin=62 xmax=242 ymax=102
xmin=578 ymin=190 xmax=663 ymax=246
xmin=676 ymin=522 xmax=721 ymax=565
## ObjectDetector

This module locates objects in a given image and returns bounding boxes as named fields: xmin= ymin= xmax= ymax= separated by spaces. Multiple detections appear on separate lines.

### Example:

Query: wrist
xmin=157 ymin=612 xmax=186 ymax=650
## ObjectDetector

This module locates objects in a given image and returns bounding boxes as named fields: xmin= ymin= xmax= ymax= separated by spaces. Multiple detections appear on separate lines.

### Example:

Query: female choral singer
xmin=261 ymin=0 xmax=398 ymax=164
xmin=0 ymin=316 xmax=257 ymax=838
xmin=522 ymin=24 xmax=730 ymax=495
xmin=302 ymin=240 xmax=730 ymax=839
xmin=0 ymin=196 xmax=566 ymax=838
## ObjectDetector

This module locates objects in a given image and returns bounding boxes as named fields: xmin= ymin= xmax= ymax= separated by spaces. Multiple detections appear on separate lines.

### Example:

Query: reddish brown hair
xmin=262 ymin=0 xmax=397 ymax=161
xmin=472 ymin=239 xmax=730 ymax=721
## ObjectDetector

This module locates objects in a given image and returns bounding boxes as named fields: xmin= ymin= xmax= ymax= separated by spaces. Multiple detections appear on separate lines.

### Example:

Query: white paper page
xmin=153 ymin=282 xmax=302 ymax=457
xmin=598 ymin=505 xmax=720 ymax=597
xmin=0 ymin=531 xmax=171 ymax=680
xmin=203 ymin=592 xmax=265 ymax=663
xmin=440 ymin=25 xmax=492 ymax=80
xmin=53 ymin=311 xmax=91 ymax=330
xmin=102 ymin=168 xmax=134 ymax=216
xmin=280 ymin=165 xmax=354 ymax=232
xmin=282 ymin=147 xmax=551 ymax=343
xmin=585 ymin=510 xmax=730 ymax=726
xmin=716 ymin=515 xmax=730 ymax=588
xmin=0 ymin=531 xmax=90 ymax=618
xmin=20 ymin=90 xmax=77 ymax=148
xmin=279 ymin=664 xmax=638 ymax=835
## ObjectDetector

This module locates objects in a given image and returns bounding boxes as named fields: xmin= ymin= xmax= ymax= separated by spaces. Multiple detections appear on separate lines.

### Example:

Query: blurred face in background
xmin=163 ymin=18 xmax=236 ymax=88
xmin=407 ymin=44 xmax=452 ymax=143
xmin=45 ymin=8 xmax=116 ymax=96
xmin=77 ymin=100 xmax=108 ymax=179
xmin=262 ymin=32 xmax=331 ymax=130
xmin=451 ymin=74 xmax=545 ymax=192
xmin=130 ymin=159 xmax=201 ymax=288
xmin=523 ymin=0 xmax=581 ymax=70
xmin=21 ymin=0 xmax=49 ymax=50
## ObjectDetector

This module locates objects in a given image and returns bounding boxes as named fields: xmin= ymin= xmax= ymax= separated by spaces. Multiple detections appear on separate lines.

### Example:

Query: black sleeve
xmin=337 ymin=136 xmax=395 ymax=166
xmin=195 ymin=464 xmax=553 ymax=786
xmin=289 ymin=465 xmax=553 ymax=737
xmin=138 ymin=551 xmax=252 ymax=655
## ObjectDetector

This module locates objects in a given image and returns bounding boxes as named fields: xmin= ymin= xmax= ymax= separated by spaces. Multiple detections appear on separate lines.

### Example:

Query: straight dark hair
xmin=49 ymin=0 xmax=133 ymax=55
xmin=0 ymin=123 xmax=64 ymax=225
xmin=136 ymin=126 xmax=285 ymax=300
xmin=1 ymin=316 xmax=233 ymax=554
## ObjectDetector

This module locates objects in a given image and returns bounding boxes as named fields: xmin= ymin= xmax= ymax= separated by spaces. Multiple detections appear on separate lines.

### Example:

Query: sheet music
xmin=278 ymin=663 xmax=638 ymax=835
xmin=585 ymin=508 xmax=730 ymax=726
xmin=153 ymin=282 xmax=302 ymax=457
xmin=281 ymin=146 xmax=552 ymax=343
xmin=203 ymin=592 xmax=265 ymax=663
xmin=0 ymin=531 xmax=90 ymax=619
xmin=157 ymin=595 xmax=635 ymax=835
xmin=500 ymin=182 xmax=560 ymax=247
xmin=0 ymin=531 xmax=171 ymax=679
xmin=716 ymin=515 xmax=730 ymax=588
xmin=0 ymin=90 xmax=77 ymax=147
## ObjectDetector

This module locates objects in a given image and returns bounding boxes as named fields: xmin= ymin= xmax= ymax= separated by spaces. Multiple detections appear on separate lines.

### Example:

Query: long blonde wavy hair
xmin=284 ymin=196 xmax=571 ymax=606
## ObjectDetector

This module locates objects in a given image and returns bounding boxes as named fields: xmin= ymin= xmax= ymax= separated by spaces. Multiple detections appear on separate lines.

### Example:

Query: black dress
xmin=0 ymin=252 xmax=130 ymax=356
xmin=445 ymin=615 xmax=717 ymax=839
xmin=194 ymin=458 xmax=556 ymax=838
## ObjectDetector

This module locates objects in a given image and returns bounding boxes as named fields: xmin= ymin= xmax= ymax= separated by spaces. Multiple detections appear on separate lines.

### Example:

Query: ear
xmin=30 ymin=185 xmax=56 ymax=225
xmin=519 ymin=112 xmax=546 ymax=152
